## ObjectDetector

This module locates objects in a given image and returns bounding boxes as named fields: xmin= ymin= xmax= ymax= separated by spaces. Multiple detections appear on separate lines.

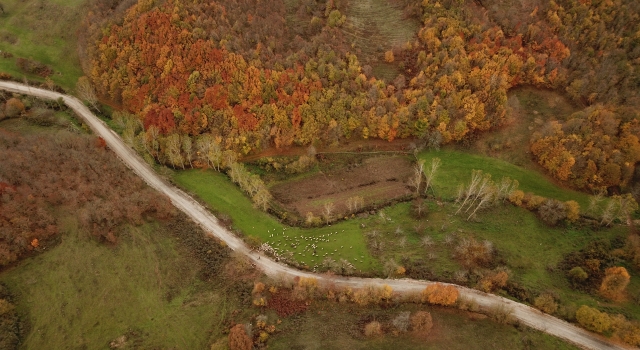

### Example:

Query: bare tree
xmin=496 ymin=177 xmax=518 ymax=203
xmin=467 ymin=184 xmax=497 ymax=220
xmin=323 ymin=202 xmax=335 ymax=224
xmin=423 ymin=157 xmax=441 ymax=196
xmin=76 ymin=76 xmax=99 ymax=111
xmin=409 ymin=159 xmax=425 ymax=195
xmin=455 ymin=170 xmax=485 ymax=215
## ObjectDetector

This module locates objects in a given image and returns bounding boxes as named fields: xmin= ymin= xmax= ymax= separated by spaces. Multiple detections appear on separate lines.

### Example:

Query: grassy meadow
xmin=173 ymin=169 xmax=380 ymax=273
xmin=0 ymin=0 xmax=87 ymax=89
xmin=419 ymin=149 xmax=594 ymax=209
xmin=0 ymin=217 xmax=235 ymax=349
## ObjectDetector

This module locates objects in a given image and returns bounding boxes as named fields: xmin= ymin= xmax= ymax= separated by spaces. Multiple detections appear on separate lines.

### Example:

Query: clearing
xmin=342 ymin=0 xmax=420 ymax=81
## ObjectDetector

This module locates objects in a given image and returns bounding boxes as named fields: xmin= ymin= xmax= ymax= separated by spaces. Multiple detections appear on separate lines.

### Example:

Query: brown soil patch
xmin=270 ymin=156 xmax=414 ymax=218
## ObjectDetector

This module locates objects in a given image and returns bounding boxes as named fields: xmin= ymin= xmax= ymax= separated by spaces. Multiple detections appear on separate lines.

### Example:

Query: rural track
xmin=0 ymin=80 xmax=631 ymax=350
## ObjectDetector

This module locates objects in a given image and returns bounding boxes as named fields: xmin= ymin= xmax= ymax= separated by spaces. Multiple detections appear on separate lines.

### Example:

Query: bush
xmin=454 ymin=237 xmax=494 ymax=268
xmin=538 ymin=199 xmax=567 ymax=225
xmin=534 ymin=294 xmax=558 ymax=314
xmin=392 ymin=311 xmax=410 ymax=332
xmin=477 ymin=269 xmax=509 ymax=292
xmin=364 ymin=321 xmax=382 ymax=337
xmin=228 ymin=324 xmax=252 ymax=350
xmin=565 ymin=200 xmax=580 ymax=222
xmin=599 ymin=266 xmax=630 ymax=300
xmin=410 ymin=311 xmax=433 ymax=334
xmin=490 ymin=304 xmax=515 ymax=324
xmin=421 ymin=283 xmax=459 ymax=306
xmin=327 ymin=10 xmax=346 ymax=27
xmin=4 ymin=97 xmax=25 ymax=118
xmin=576 ymin=305 xmax=611 ymax=333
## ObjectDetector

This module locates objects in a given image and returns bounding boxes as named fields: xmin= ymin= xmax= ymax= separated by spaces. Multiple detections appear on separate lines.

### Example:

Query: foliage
xmin=268 ymin=289 xmax=308 ymax=317
xmin=534 ymin=294 xmax=558 ymax=315
xmin=530 ymin=107 xmax=640 ymax=192
xmin=88 ymin=0 xmax=568 ymax=164
xmin=0 ymin=126 xmax=174 ymax=266
xmin=363 ymin=321 xmax=382 ymax=337
xmin=4 ymin=97 xmax=24 ymax=118
xmin=409 ymin=310 xmax=433 ymax=334
xmin=421 ymin=283 xmax=459 ymax=306
xmin=575 ymin=305 xmax=611 ymax=334
xmin=454 ymin=237 xmax=494 ymax=269
xmin=0 ymin=284 xmax=19 ymax=350
xmin=391 ymin=311 xmax=410 ymax=332
xmin=599 ymin=266 xmax=630 ymax=301
xmin=229 ymin=324 xmax=252 ymax=350
xmin=538 ymin=199 xmax=567 ymax=226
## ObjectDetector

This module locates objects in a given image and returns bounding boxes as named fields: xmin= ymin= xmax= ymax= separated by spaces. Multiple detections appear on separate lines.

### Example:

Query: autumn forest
xmin=85 ymin=0 xmax=640 ymax=196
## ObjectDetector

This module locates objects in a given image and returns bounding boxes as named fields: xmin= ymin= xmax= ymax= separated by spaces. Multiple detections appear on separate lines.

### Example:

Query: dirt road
xmin=0 ymin=81 xmax=630 ymax=350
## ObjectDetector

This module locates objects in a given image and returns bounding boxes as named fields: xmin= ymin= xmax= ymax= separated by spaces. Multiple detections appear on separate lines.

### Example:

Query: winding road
xmin=0 ymin=80 xmax=631 ymax=350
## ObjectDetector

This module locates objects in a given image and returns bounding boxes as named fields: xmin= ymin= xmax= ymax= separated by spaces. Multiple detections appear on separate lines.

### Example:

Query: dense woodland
xmin=0 ymin=97 xmax=175 ymax=266
xmin=85 ymin=0 xmax=639 ymax=195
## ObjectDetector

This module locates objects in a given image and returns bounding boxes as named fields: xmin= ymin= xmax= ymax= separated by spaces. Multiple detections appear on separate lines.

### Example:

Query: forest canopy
xmin=86 ymin=0 xmax=640 ymax=194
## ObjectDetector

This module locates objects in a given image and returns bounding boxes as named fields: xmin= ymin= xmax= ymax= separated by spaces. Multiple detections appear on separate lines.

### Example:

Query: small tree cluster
xmin=455 ymin=170 xmax=518 ymax=220
xmin=574 ymin=305 xmax=640 ymax=346
xmin=345 ymin=196 xmax=364 ymax=214
xmin=228 ymin=162 xmax=272 ymax=211
xmin=352 ymin=285 xmax=393 ymax=306
xmin=576 ymin=305 xmax=611 ymax=334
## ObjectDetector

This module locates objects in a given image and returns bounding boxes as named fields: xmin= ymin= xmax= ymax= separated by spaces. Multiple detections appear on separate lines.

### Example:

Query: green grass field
xmin=419 ymin=149 xmax=594 ymax=209
xmin=0 ymin=217 xmax=234 ymax=349
xmin=0 ymin=0 xmax=87 ymax=89
xmin=173 ymin=169 xmax=380 ymax=273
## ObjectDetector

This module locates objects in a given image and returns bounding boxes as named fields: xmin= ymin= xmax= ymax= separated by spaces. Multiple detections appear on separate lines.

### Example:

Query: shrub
xmin=477 ymin=269 xmax=509 ymax=292
xmin=508 ymin=190 xmax=525 ymax=206
xmin=252 ymin=282 xmax=265 ymax=295
xmin=410 ymin=311 xmax=433 ymax=333
xmin=490 ymin=304 xmax=515 ymax=324
xmin=291 ymin=277 xmax=318 ymax=301
xmin=538 ymin=199 xmax=567 ymax=225
xmin=364 ymin=321 xmax=382 ymax=337
xmin=599 ymin=266 xmax=630 ymax=300
xmin=523 ymin=193 xmax=545 ymax=210
xmin=454 ymin=237 xmax=494 ymax=268
xmin=534 ymin=294 xmax=558 ymax=314
xmin=576 ymin=305 xmax=611 ymax=333
xmin=4 ymin=97 xmax=25 ymax=118
xmin=228 ymin=324 xmax=252 ymax=350
xmin=421 ymin=283 xmax=459 ymax=306
xmin=268 ymin=289 xmax=308 ymax=317
xmin=392 ymin=311 xmax=410 ymax=332
xmin=327 ymin=10 xmax=345 ymax=27
xmin=565 ymin=200 xmax=580 ymax=222
xmin=384 ymin=50 xmax=395 ymax=63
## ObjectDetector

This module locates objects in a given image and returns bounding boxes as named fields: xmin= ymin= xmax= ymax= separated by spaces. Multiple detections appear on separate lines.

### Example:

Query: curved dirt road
xmin=0 ymin=81 xmax=630 ymax=350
